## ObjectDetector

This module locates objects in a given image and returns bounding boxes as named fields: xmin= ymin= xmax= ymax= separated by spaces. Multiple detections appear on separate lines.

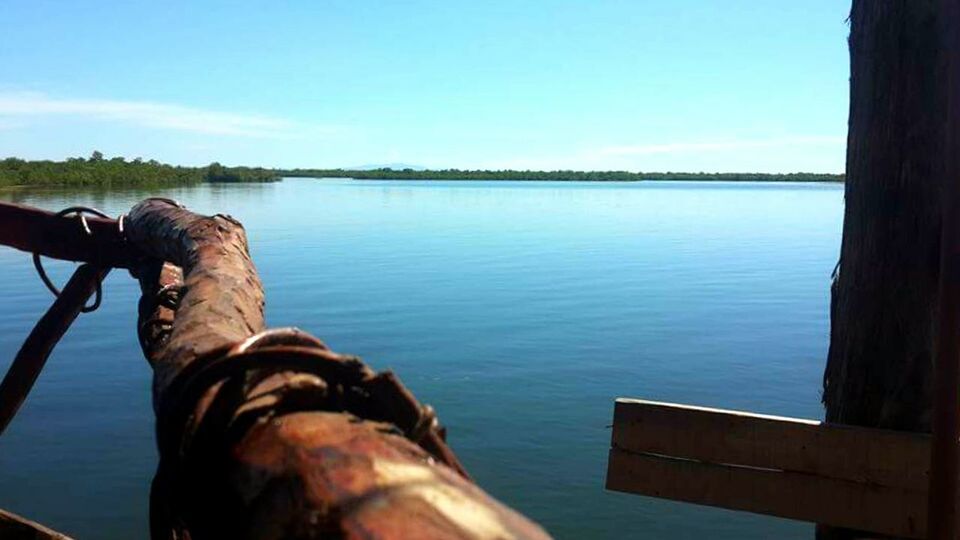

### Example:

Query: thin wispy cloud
xmin=599 ymin=136 xmax=846 ymax=156
xmin=0 ymin=91 xmax=300 ymax=138
xmin=0 ymin=118 xmax=25 ymax=131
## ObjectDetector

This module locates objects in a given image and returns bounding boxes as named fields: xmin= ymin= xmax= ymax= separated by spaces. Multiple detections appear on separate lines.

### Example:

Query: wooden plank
xmin=611 ymin=398 xmax=930 ymax=491
xmin=606 ymin=448 xmax=926 ymax=538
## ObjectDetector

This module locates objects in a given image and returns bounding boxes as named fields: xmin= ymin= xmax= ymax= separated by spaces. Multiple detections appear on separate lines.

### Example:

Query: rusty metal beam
xmin=133 ymin=260 xmax=182 ymax=369
xmin=0 ymin=201 xmax=137 ymax=268
xmin=0 ymin=264 xmax=109 ymax=437
xmin=124 ymin=200 xmax=551 ymax=539
xmin=125 ymin=199 xmax=266 ymax=397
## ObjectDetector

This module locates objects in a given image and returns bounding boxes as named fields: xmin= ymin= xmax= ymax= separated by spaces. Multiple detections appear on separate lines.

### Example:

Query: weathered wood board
xmin=606 ymin=398 xmax=931 ymax=538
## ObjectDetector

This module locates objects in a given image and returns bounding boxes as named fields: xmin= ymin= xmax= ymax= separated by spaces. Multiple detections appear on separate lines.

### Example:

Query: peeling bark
xmin=126 ymin=199 xmax=266 ymax=398
xmin=125 ymin=200 xmax=551 ymax=539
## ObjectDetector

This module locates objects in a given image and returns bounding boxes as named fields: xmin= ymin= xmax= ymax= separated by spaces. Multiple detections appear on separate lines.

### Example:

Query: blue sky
xmin=0 ymin=1 xmax=850 ymax=172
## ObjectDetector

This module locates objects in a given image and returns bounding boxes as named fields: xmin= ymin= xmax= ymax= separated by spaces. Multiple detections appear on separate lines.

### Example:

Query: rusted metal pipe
xmin=0 ymin=263 xmax=109 ymax=437
xmin=928 ymin=1 xmax=960 ymax=538
xmin=133 ymin=259 xmax=183 ymax=368
xmin=124 ymin=200 xmax=551 ymax=539
xmin=0 ymin=201 xmax=137 ymax=268
xmin=125 ymin=199 xmax=266 ymax=399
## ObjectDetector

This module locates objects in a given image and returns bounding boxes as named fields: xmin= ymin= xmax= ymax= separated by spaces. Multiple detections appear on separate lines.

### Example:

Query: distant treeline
xmin=0 ymin=155 xmax=843 ymax=187
xmin=0 ymin=152 xmax=280 ymax=187
xmin=282 ymin=168 xmax=844 ymax=182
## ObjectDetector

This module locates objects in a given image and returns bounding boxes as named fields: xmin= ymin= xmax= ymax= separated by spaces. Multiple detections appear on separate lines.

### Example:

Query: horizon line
xmin=2 ymin=155 xmax=844 ymax=176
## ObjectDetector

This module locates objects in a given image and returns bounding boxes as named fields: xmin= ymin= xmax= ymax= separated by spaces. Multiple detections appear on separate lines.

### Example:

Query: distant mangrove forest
xmin=1 ymin=154 xmax=843 ymax=187
xmin=0 ymin=152 xmax=279 ymax=187
xmin=283 ymin=168 xmax=844 ymax=182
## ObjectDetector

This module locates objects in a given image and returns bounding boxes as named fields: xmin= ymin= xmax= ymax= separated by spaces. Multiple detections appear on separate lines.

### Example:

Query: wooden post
xmin=822 ymin=2 xmax=945 ymax=535
xmin=928 ymin=1 xmax=960 ymax=537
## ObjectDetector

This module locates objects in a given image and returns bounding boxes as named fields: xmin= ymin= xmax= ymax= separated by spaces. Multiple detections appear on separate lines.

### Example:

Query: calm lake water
xmin=0 ymin=179 xmax=843 ymax=539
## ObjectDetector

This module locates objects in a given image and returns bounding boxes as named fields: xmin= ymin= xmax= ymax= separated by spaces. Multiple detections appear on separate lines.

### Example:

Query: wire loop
xmin=32 ymin=206 xmax=112 ymax=313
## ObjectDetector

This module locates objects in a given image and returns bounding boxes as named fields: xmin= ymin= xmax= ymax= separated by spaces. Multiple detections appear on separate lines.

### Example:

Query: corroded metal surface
xmin=0 ymin=199 xmax=550 ymax=538
xmin=134 ymin=260 xmax=183 ymax=367
xmin=229 ymin=412 xmax=548 ymax=539
xmin=124 ymin=200 xmax=551 ymax=539
xmin=0 ymin=201 xmax=136 ymax=268
xmin=149 ymin=331 xmax=549 ymax=539
xmin=126 ymin=198 xmax=266 ymax=398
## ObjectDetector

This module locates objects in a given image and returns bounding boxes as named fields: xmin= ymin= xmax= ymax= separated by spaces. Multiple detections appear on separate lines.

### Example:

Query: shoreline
xmin=283 ymin=170 xmax=844 ymax=183
xmin=1 ymin=177 xmax=846 ymax=191
xmin=330 ymin=177 xmax=844 ymax=183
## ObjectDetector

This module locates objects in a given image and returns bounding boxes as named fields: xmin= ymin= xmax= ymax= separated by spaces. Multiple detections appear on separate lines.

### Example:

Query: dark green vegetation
xmin=0 ymin=152 xmax=279 ymax=187
xmin=284 ymin=168 xmax=844 ymax=182
xmin=1 ymin=154 xmax=843 ymax=187
xmin=203 ymin=162 xmax=279 ymax=183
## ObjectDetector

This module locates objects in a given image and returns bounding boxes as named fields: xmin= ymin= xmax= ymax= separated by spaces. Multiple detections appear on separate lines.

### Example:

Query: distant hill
xmin=346 ymin=163 xmax=427 ymax=171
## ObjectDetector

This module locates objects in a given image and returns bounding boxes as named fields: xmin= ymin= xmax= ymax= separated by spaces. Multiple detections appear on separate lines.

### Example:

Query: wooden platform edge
xmin=606 ymin=448 xmax=925 ymax=538
xmin=611 ymin=398 xmax=930 ymax=490
xmin=605 ymin=398 xmax=931 ymax=538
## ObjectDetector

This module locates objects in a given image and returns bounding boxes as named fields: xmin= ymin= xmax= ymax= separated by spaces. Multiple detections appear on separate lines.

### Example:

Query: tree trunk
xmin=821 ymin=1 xmax=945 ymax=537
